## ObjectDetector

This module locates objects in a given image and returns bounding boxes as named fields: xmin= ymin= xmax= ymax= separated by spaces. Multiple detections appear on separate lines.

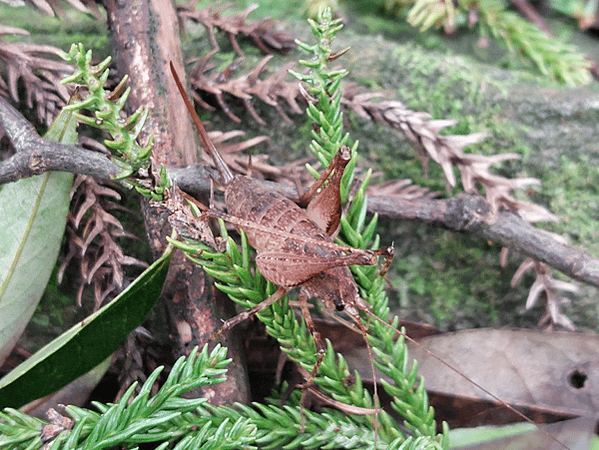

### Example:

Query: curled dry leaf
xmin=409 ymin=329 xmax=599 ymax=421
xmin=343 ymin=328 xmax=599 ymax=426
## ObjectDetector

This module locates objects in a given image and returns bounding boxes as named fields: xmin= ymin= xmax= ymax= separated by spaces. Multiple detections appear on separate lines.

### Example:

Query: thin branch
xmin=0 ymin=96 xmax=120 ymax=184
xmin=171 ymin=165 xmax=599 ymax=290
xmin=367 ymin=193 xmax=599 ymax=289
xmin=3 ymin=95 xmax=599 ymax=292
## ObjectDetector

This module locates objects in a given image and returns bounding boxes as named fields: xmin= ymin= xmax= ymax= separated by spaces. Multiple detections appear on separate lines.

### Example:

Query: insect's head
xmin=303 ymin=267 xmax=360 ymax=313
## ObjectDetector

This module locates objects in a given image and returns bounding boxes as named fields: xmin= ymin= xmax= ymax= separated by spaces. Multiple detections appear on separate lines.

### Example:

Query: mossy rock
xmin=221 ymin=4 xmax=599 ymax=332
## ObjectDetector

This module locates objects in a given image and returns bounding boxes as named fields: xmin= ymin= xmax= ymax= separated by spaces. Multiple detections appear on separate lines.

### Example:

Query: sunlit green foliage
xmin=383 ymin=0 xmax=591 ymax=85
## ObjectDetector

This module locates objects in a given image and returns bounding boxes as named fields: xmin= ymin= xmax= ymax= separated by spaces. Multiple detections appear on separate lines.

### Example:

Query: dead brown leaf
xmin=378 ymin=329 xmax=597 ymax=425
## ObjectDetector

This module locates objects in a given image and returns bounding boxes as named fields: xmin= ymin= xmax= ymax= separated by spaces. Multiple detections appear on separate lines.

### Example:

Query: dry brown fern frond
xmin=113 ymin=327 xmax=159 ymax=401
xmin=14 ymin=0 xmax=103 ymax=20
xmin=189 ymin=51 xmax=302 ymax=125
xmin=59 ymin=175 xmax=148 ymax=310
xmin=342 ymin=84 xmax=557 ymax=223
xmin=0 ymin=39 xmax=74 ymax=125
xmin=510 ymin=256 xmax=579 ymax=330
xmin=178 ymin=2 xmax=296 ymax=56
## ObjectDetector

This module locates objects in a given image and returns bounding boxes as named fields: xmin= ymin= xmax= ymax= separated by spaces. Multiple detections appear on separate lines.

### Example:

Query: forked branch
xmin=1 ymin=96 xmax=598 ymax=291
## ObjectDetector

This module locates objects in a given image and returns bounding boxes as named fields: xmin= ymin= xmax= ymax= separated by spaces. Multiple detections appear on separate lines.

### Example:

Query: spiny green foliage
xmin=0 ymin=346 xmax=441 ymax=450
xmin=60 ymin=44 xmax=169 ymax=199
xmin=0 ymin=344 xmax=446 ymax=450
xmin=173 ymin=8 xmax=447 ymax=449
xmin=292 ymin=9 xmax=445 ymax=441
xmin=0 ymin=345 xmax=250 ymax=450
xmin=60 ymin=44 xmax=151 ymax=179
xmin=384 ymin=0 xmax=591 ymax=86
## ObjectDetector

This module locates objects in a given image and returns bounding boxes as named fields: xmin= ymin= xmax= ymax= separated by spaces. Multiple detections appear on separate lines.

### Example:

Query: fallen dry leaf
xmin=343 ymin=328 xmax=599 ymax=427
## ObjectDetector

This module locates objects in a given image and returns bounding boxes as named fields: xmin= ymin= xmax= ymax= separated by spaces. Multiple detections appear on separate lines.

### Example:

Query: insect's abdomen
xmin=225 ymin=176 xmax=332 ymax=255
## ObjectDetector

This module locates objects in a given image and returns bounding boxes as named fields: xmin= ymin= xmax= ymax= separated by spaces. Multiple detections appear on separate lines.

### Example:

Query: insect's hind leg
xmin=211 ymin=286 xmax=287 ymax=340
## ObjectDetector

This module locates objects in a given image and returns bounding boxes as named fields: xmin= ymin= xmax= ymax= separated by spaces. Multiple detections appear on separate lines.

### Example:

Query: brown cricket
xmin=169 ymin=62 xmax=572 ymax=450
xmin=169 ymin=61 xmax=392 ymax=415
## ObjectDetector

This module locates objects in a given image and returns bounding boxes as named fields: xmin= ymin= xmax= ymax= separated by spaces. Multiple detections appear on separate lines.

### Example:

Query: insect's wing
xmin=256 ymin=250 xmax=375 ymax=287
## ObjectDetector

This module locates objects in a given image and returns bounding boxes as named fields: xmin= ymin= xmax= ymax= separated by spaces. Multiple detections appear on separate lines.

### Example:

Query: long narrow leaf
xmin=0 ymin=107 xmax=77 ymax=366
xmin=0 ymin=246 xmax=172 ymax=408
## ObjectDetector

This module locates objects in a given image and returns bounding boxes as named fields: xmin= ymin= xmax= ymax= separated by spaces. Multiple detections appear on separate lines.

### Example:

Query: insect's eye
xmin=335 ymin=303 xmax=345 ymax=311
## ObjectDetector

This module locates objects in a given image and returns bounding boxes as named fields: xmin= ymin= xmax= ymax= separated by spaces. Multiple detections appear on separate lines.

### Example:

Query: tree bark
xmin=103 ymin=0 xmax=249 ymax=405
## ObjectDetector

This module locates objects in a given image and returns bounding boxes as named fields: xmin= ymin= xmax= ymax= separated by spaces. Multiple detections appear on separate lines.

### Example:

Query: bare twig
xmin=3 ymin=97 xmax=598 ymax=292
xmin=0 ymin=96 xmax=120 ymax=184
xmin=367 ymin=192 xmax=599 ymax=289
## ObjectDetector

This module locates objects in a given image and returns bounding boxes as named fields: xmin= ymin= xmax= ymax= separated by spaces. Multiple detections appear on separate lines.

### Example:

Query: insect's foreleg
xmin=211 ymin=286 xmax=287 ymax=340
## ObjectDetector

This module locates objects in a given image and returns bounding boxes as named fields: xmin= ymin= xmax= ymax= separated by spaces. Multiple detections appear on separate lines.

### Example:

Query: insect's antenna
xmin=169 ymin=61 xmax=234 ymax=185
xmin=360 ymin=308 xmax=571 ymax=450
xmin=360 ymin=321 xmax=379 ymax=448
xmin=332 ymin=306 xmax=380 ymax=447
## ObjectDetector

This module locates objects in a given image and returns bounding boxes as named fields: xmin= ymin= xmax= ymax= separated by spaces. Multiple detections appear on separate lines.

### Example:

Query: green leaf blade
xmin=0 ymin=247 xmax=172 ymax=409
xmin=0 ymin=106 xmax=78 ymax=366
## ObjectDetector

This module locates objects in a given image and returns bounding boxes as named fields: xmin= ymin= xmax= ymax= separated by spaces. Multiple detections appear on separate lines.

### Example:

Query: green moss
xmin=383 ymin=221 xmax=541 ymax=330
xmin=339 ymin=38 xmax=588 ymax=330
xmin=0 ymin=4 xmax=109 ymax=54
xmin=541 ymin=156 xmax=599 ymax=254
